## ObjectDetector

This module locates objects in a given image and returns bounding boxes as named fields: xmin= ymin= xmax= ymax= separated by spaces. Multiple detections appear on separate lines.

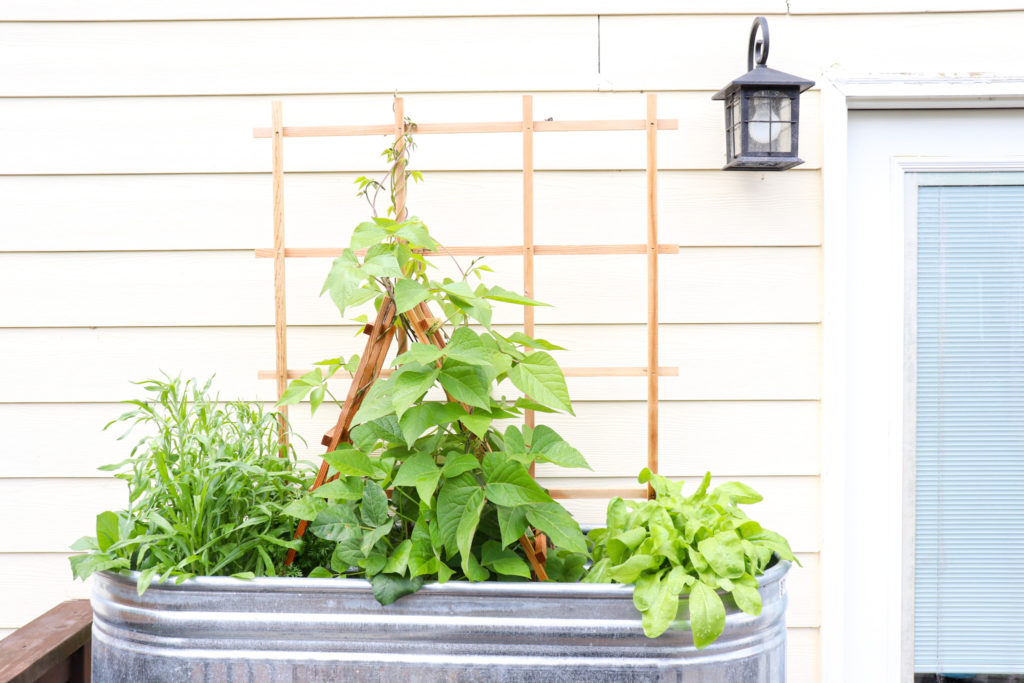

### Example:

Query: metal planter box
xmin=91 ymin=561 xmax=790 ymax=682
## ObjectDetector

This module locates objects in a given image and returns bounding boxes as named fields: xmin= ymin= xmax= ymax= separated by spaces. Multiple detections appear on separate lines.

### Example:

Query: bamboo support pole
xmin=393 ymin=98 xmax=408 ymax=223
xmin=271 ymin=101 xmax=289 ymax=451
xmin=645 ymin=94 xmax=659 ymax=499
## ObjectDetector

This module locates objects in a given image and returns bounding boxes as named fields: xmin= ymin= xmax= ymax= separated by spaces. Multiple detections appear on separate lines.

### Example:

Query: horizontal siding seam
xmin=0 ymin=10 xmax=1018 ymax=22
xmin=0 ymin=87 xmax=824 ymax=99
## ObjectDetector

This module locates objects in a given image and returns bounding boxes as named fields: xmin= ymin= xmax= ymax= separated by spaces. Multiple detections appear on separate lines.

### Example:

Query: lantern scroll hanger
xmin=748 ymin=15 xmax=769 ymax=72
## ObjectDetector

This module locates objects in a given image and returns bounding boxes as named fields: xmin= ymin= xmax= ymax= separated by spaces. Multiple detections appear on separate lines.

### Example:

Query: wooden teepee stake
xmin=284 ymin=299 xmax=397 ymax=566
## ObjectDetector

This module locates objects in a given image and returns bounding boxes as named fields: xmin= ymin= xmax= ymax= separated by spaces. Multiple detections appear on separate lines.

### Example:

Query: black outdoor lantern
xmin=712 ymin=17 xmax=814 ymax=171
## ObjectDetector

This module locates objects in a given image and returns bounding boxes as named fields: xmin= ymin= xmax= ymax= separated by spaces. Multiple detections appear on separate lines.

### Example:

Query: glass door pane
xmin=915 ymin=178 xmax=1024 ymax=677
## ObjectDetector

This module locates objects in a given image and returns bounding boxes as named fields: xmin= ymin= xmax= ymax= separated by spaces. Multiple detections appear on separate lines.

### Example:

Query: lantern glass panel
xmin=745 ymin=89 xmax=793 ymax=155
xmin=729 ymin=94 xmax=741 ymax=160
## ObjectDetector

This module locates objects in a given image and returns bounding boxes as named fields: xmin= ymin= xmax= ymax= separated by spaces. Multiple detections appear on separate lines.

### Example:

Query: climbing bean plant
xmin=279 ymin=130 xmax=591 ymax=604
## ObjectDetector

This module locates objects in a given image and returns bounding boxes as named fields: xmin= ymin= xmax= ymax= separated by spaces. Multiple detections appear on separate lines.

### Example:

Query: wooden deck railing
xmin=0 ymin=600 xmax=91 ymax=683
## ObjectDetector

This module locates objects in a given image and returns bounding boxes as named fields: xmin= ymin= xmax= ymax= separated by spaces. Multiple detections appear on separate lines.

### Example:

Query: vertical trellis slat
xmin=645 ymin=93 xmax=659 ymax=498
xmin=522 ymin=94 xmax=537 ymax=475
xmin=271 ymin=101 xmax=289 ymax=448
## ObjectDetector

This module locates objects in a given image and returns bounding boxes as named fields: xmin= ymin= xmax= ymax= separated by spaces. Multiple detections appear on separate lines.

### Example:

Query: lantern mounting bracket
xmin=712 ymin=15 xmax=814 ymax=171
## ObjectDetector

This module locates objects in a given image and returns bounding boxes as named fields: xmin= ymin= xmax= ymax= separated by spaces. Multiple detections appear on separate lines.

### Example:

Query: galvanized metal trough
xmin=91 ymin=561 xmax=790 ymax=682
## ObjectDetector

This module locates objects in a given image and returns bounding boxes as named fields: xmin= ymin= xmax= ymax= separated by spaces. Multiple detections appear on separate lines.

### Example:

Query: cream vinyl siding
xmin=2 ymin=15 xmax=1019 ymax=95
xmin=3 ymin=250 xmax=821 ymax=326
xmin=2 ymin=4 xmax=1014 ymax=679
xmin=3 ymin=171 xmax=822 ymax=250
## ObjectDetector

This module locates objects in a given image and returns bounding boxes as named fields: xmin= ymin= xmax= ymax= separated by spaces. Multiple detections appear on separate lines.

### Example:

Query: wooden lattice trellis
xmin=253 ymin=94 xmax=679 ymax=518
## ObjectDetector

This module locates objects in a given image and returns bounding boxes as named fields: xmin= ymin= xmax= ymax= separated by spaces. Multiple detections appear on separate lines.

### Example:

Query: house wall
xmin=1 ymin=3 xmax=1018 ymax=678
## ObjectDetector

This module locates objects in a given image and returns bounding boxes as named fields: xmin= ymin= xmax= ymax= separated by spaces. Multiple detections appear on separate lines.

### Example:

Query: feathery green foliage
xmin=69 ymin=376 xmax=315 ymax=593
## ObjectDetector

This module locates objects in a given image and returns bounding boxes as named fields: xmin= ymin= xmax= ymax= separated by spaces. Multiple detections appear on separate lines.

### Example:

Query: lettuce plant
xmin=584 ymin=469 xmax=799 ymax=647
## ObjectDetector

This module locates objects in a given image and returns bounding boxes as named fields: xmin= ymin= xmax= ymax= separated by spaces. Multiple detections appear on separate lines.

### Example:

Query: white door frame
xmin=819 ymin=72 xmax=1024 ymax=683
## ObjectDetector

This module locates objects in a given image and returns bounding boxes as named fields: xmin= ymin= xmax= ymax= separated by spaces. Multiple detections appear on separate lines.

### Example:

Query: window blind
xmin=915 ymin=180 xmax=1024 ymax=674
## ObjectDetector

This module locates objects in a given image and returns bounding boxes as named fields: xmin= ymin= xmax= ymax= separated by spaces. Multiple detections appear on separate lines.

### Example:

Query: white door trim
xmin=820 ymin=72 xmax=1024 ymax=683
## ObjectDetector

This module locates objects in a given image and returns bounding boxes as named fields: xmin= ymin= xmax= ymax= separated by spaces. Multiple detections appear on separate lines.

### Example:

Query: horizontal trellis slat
xmin=253 ymin=244 xmax=681 ymax=257
xmin=255 ymin=367 xmax=679 ymax=380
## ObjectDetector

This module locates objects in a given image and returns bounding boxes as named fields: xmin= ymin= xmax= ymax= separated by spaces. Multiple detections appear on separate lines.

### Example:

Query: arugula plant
xmin=278 ymin=128 xmax=591 ymax=604
xmin=583 ymin=469 xmax=799 ymax=647
xmin=69 ymin=376 xmax=316 ymax=594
